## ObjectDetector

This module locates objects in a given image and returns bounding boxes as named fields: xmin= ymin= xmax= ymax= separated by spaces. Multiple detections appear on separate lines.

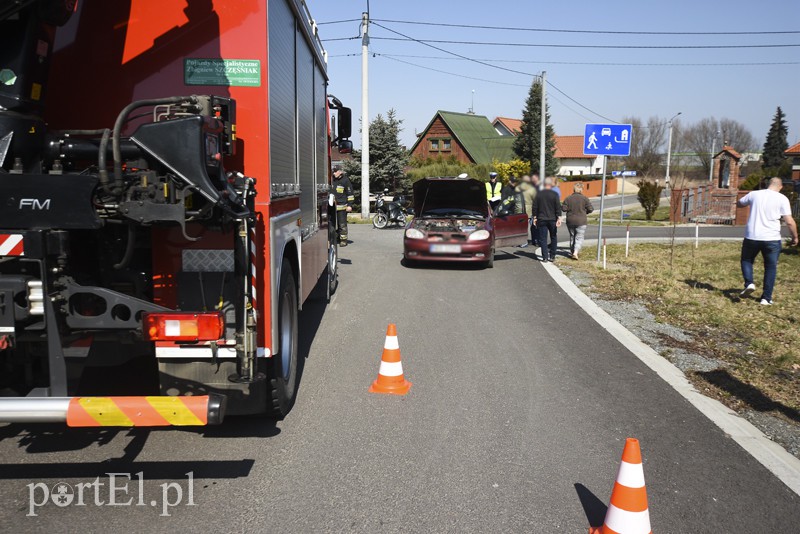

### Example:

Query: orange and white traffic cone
xmin=590 ymin=438 xmax=651 ymax=534
xmin=368 ymin=324 xmax=411 ymax=395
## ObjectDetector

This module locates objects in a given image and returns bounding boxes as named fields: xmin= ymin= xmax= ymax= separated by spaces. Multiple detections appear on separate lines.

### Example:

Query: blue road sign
xmin=612 ymin=171 xmax=621 ymax=177
xmin=622 ymin=170 xmax=637 ymax=177
xmin=583 ymin=123 xmax=633 ymax=156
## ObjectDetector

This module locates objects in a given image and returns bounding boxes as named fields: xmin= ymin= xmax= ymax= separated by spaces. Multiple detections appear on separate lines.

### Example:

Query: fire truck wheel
xmin=327 ymin=241 xmax=338 ymax=301
xmin=268 ymin=258 xmax=300 ymax=417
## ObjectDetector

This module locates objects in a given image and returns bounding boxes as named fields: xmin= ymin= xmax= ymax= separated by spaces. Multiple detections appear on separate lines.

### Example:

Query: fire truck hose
xmin=110 ymin=96 xmax=195 ymax=195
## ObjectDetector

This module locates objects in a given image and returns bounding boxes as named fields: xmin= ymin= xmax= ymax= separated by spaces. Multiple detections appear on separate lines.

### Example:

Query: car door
xmin=493 ymin=192 xmax=529 ymax=247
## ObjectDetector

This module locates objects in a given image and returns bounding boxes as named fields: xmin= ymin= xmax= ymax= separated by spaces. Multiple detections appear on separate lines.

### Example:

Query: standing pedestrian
xmin=516 ymin=175 xmax=536 ymax=248
xmin=562 ymin=182 xmax=594 ymax=260
xmin=532 ymin=177 xmax=562 ymax=262
xmin=501 ymin=176 xmax=519 ymax=212
xmin=737 ymin=177 xmax=798 ymax=304
xmin=332 ymin=166 xmax=354 ymax=246
xmin=550 ymin=177 xmax=562 ymax=199
xmin=486 ymin=172 xmax=502 ymax=211
xmin=530 ymin=173 xmax=541 ymax=245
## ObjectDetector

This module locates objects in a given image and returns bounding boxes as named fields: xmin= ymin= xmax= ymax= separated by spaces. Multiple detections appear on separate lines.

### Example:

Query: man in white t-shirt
xmin=737 ymin=177 xmax=798 ymax=305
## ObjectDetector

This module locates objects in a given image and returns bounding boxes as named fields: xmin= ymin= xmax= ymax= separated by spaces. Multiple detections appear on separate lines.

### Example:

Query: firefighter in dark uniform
xmin=332 ymin=166 xmax=354 ymax=246
xmin=500 ymin=175 xmax=519 ymax=212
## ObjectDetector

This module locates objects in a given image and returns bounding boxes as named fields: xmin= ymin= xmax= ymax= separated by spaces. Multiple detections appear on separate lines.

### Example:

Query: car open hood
xmin=412 ymin=177 xmax=489 ymax=217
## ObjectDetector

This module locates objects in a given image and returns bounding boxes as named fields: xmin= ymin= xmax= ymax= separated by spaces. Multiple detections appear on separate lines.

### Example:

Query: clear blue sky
xmin=307 ymin=0 xmax=800 ymax=151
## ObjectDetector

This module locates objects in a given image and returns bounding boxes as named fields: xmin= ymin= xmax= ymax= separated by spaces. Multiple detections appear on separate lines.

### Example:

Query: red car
xmin=403 ymin=177 xmax=529 ymax=268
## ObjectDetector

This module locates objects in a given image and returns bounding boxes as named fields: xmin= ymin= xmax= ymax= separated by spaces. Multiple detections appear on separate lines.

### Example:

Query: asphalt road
xmin=1 ymin=224 xmax=798 ymax=532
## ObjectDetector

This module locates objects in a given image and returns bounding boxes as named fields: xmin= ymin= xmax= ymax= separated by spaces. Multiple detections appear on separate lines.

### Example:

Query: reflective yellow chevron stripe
xmin=66 ymin=396 xmax=209 ymax=427
xmin=75 ymin=398 xmax=133 ymax=426
xmin=146 ymin=396 xmax=205 ymax=426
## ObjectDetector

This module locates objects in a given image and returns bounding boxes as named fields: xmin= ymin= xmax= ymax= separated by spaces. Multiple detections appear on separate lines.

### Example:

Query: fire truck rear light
xmin=143 ymin=312 xmax=224 ymax=342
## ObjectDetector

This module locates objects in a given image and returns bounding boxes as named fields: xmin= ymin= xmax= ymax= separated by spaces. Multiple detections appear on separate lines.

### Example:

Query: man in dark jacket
xmin=332 ymin=167 xmax=354 ymax=246
xmin=562 ymin=182 xmax=594 ymax=260
xmin=532 ymin=177 xmax=562 ymax=262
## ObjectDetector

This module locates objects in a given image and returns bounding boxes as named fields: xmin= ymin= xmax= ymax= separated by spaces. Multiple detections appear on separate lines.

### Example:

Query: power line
xmin=371 ymin=18 xmax=800 ymax=36
xmin=323 ymin=36 xmax=360 ymax=42
xmin=375 ymin=54 xmax=594 ymax=123
xmin=371 ymin=21 xmax=617 ymax=123
xmin=317 ymin=18 xmax=361 ymax=25
xmin=370 ymin=36 xmax=800 ymax=49
xmin=546 ymin=81 xmax=617 ymax=123
xmin=377 ymin=53 xmax=529 ymax=87
xmin=374 ymin=53 xmax=800 ymax=67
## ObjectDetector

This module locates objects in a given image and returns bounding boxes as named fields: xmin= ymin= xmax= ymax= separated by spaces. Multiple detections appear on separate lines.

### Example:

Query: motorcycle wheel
xmin=372 ymin=212 xmax=388 ymax=229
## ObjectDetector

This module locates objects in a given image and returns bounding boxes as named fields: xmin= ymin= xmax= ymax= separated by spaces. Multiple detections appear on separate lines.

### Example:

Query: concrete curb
xmin=538 ymin=238 xmax=800 ymax=496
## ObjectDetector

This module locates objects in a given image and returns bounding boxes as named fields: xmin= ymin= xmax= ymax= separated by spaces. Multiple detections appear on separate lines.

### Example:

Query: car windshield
xmin=420 ymin=208 xmax=484 ymax=219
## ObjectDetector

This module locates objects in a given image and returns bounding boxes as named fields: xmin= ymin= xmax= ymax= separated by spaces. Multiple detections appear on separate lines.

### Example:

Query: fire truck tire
xmin=327 ymin=241 xmax=338 ymax=301
xmin=267 ymin=258 xmax=300 ymax=417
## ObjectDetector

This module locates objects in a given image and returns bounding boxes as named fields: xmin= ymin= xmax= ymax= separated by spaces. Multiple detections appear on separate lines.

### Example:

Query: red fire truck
xmin=0 ymin=0 xmax=352 ymax=425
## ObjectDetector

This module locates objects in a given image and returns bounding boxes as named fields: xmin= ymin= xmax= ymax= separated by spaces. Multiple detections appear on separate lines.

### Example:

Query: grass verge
xmin=587 ymin=205 xmax=672 ymax=226
xmin=566 ymin=241 xmax=800 ymax=420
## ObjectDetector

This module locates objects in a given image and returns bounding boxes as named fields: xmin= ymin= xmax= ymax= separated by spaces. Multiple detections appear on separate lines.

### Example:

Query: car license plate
xmin=430 ymin=244 xmax=461 ymax=254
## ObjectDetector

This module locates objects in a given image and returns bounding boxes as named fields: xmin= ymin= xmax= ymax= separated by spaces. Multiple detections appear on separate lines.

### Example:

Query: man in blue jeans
xmin=737 ymin=177 xmax=798 ymax=305
xmin=532 ymin=177 xmax=562 ymax=262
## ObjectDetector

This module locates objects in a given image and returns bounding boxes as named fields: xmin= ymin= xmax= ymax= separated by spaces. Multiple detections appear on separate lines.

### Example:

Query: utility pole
xmin=664 ymin=111 xmax=681 ymax=188
xmin=539 ymin=71 xmax=546 ymax=183
xmin=360 ymin=10 xmax=370 ymax=219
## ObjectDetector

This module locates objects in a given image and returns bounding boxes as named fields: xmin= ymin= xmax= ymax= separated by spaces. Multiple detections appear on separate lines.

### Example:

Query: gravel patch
xmin=743 ymin=410 xmax=800 ymax=458
xmin=560 ymin=264 xmax=800 ymax=460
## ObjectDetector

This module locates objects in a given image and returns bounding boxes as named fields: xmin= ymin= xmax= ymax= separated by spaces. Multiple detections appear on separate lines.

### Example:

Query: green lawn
xmin=587 ymin=205 xmax=671 ymax=226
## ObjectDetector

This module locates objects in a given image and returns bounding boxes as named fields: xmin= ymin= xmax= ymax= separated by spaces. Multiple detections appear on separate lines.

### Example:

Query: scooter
xmin=372 ymin=190 xmax=409 ymax=229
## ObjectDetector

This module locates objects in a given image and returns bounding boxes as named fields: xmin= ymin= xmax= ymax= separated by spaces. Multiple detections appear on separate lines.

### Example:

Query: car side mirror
xmin=495 ymin=205 xmax=510 ymax=217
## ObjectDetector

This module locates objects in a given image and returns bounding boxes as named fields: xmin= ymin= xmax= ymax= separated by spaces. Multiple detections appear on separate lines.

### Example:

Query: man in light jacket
xmin=516 ymin=175 xmax=536 ymax=248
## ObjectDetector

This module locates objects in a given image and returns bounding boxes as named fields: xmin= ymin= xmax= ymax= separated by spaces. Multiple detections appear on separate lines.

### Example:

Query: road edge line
xmin=540 ymin=251 xmax=800 ymax=497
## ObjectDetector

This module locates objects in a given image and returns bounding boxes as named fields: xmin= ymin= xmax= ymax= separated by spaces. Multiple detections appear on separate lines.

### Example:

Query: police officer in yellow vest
xmin=333 ymin=166 xmax=354 ymax=246
xmin=486 ymin=172 xmax=502 ymax=211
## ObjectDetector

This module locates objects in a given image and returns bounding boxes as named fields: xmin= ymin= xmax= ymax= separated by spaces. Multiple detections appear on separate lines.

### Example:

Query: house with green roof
xmin=410 ymin=111 xmax=515 ymax=165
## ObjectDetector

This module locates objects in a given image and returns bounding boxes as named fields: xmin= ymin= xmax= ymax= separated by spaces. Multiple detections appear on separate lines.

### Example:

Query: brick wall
xmin=558 ymin=179 xmax=617 ymax=200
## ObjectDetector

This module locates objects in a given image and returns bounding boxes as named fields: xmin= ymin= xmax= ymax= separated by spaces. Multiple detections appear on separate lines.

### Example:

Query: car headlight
xmin=467 ymin=230 xmax=490 ymax=241
xmin=405 ymin=228 xmax=425 ymax=240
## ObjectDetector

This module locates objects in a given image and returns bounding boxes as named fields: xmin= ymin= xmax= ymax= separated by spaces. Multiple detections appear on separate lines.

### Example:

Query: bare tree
xmin=719 ymin=118 xmax=756 ymax=152
xmin=683 ymin=117 xmax=719 ymax=177
xmin=622 ymin=116 xmax=667 ymax=178
xmin=682 ymin=117 xmax=757 ymax=177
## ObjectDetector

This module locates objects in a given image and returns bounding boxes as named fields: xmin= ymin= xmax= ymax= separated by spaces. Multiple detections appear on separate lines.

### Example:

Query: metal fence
xmin=672 ymin=186 xmax=736 ymax=224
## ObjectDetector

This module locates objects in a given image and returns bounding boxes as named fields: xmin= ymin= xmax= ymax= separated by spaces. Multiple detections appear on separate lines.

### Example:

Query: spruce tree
xmin=513 ymin=78 xmax=558 ymax=176
xmin=341 ymin=109 xmax=409 ymax=195
xmin=762 ymin=106 xmax=788 ymax=169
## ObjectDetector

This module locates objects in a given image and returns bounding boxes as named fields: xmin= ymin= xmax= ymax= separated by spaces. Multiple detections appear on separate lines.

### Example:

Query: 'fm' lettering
xmin=19 ymin=198 xmax=51 ymax=210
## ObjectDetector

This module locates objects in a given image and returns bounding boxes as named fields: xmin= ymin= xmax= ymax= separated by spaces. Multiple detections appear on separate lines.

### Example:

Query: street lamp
xmin=708 ymin=129 xmax=720 ymax=183
xmin=664 ymin=112 xmax=682 ymax=188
